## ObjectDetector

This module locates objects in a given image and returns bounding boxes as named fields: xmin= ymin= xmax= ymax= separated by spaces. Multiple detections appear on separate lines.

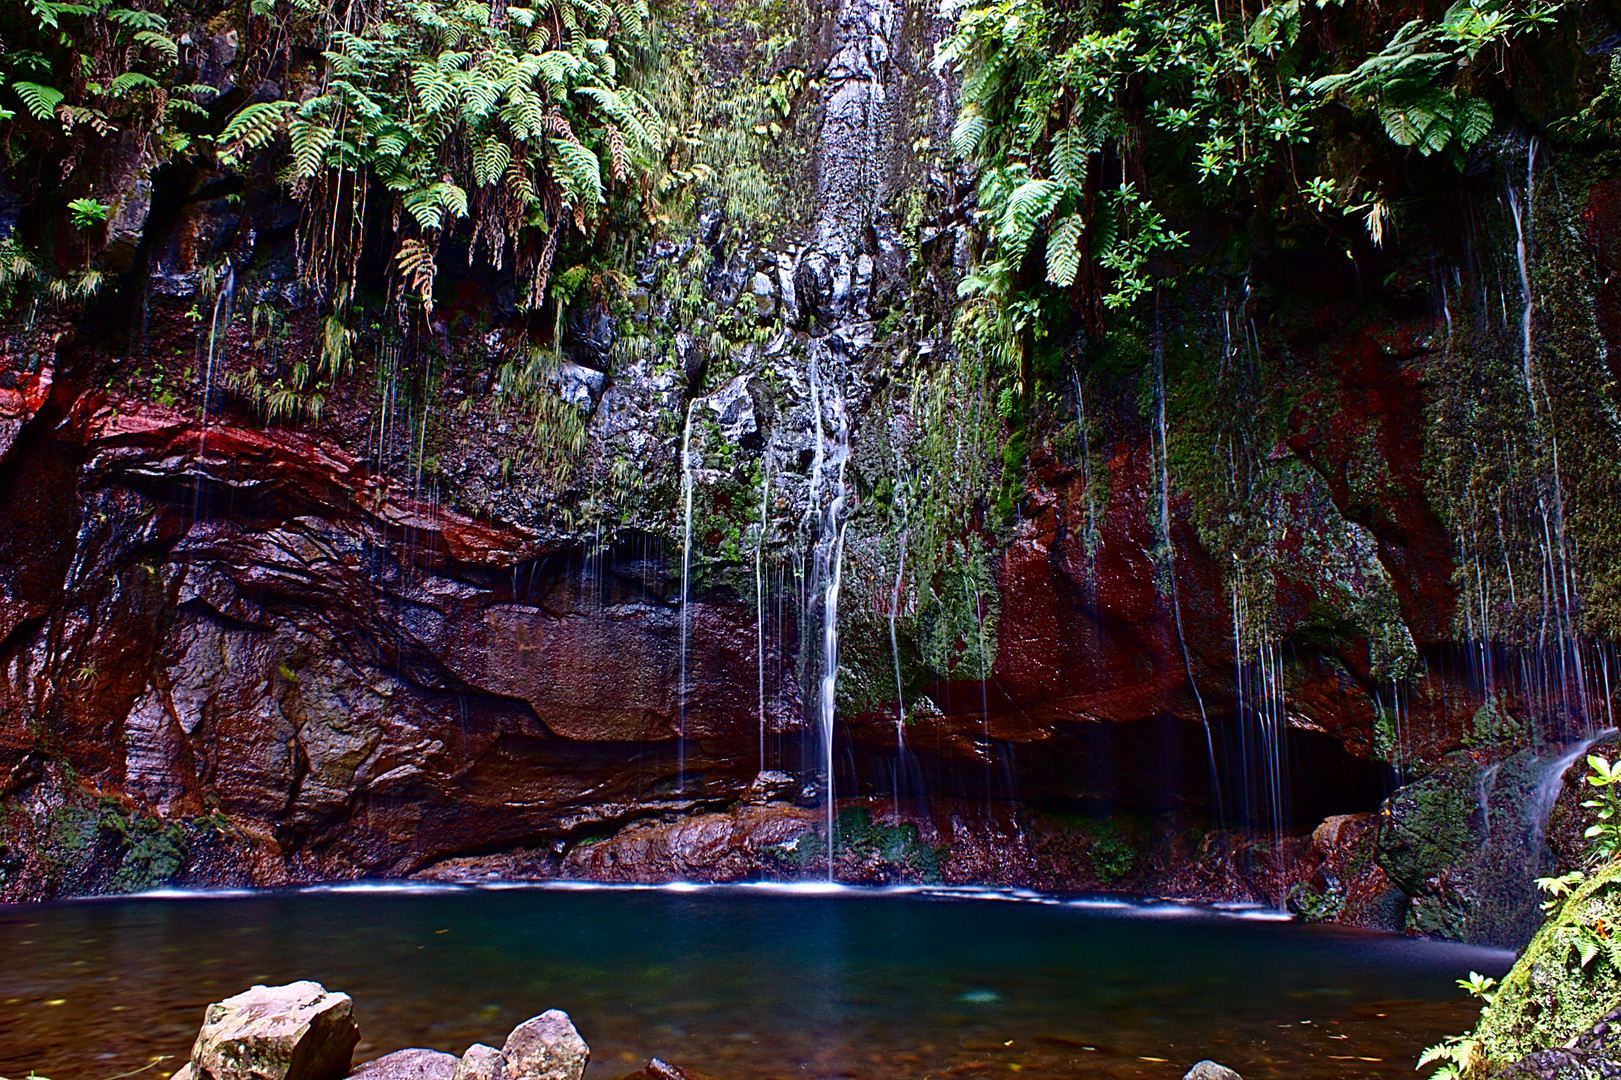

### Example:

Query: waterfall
xmin=756 ymin=455 xmax=772 ymax=774
xmin=1507 ymin=136 xmax=1539 ymax=418
xmin=1154 ymin=303 xmax=1222 ymax=820
xmin=805 ymin=344 xmax=851 ymax=878
xmin=889 ymin=524 xmax=908 ymax=754
xmin=678 ymin=398 xmax=699 ymax=792
xmin=193 ymin=258 xmax=234 ymax=513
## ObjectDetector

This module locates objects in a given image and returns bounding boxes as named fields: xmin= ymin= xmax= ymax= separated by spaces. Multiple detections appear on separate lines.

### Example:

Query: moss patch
xmin=1470 ymin=859 xmax=1621 ymax=1072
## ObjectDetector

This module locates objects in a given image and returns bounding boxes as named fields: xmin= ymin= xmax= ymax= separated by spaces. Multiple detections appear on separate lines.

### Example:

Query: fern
xmin=11 ymin=80 xmax=64 ymax=122
xmin=395 ymin=238 xmax=438 ymax=311
xmin=288 ymin=119 xmax=334 ymax=180
xmin=1045 ymin=213 xmax=1085 ymax=287
xmin=999 ymin=176 xmax=1061 ymax=259
xmin=552 ymin=139 xmax=604 ymax=208
xmin=951 ymin=111 xmax=989 ymax=161
xmin=132 ymin=30 xmax=179 ymax=63
xmin=473 ymin=136 xmax=512 ymax=188
xmin=217 ymin=101 xmax=294 ymax=165
xmin=106 ymin=72 xmax=158 ymax=96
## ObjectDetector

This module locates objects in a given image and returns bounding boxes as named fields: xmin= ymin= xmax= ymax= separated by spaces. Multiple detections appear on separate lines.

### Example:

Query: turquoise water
xmin=0 ymin=884 xmax=1511 ymax=1080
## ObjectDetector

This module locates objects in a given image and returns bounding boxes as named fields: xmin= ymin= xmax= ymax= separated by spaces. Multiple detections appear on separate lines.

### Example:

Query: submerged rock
xmin=1183 ymin=1063 xmax=1243 ymax=1080
xmin=642 ymin=1060 xmax=723 ymax=1080
xmin=187 ymin=981 xmax=359 ymax=1080
xmin=500 ymin=1011 xmax=589 ymax=1080
xmin=351 ymin=1049 xmax=459 ymax=1080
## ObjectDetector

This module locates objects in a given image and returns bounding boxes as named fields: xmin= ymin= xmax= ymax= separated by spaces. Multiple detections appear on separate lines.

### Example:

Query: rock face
xmin=1490 ymin=1006 xmax=1621 ymax=1079
xmin=499 ymin=1012 xmax=589 ymax=1080
xmin=188 ymin=982 xmax=359 ymax=1080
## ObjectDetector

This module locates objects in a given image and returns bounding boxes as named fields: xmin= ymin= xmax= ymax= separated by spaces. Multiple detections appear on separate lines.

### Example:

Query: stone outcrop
xmin=498 ymin=1012 xmax=589 ymax=1080
xmin=185 ymin=981 xmax=359 ymax=1080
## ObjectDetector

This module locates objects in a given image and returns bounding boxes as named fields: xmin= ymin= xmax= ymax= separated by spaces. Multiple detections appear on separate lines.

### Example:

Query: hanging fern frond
xmin=11 ymin=80 xmax=64 ymax=122
xmin=288 ymin=118 xmax=334 ymax=179
xmin=217 ymin=100 xmax=294 ymax=165
xmin=1044 ymin=213 xmax=1085 ymax=288
xmin=395 ymin=238 xmax=438 ymax=311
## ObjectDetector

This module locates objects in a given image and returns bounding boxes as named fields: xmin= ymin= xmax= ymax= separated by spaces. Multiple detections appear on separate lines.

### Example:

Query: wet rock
xmin=565 ymin=803 xmax=820 ymax=882
xmin=750 ymin=271 xmax=776 ymax=318
xmin=500 ymin=1011 xmax=589 ymax=1080
xmin=188 ymin=981 xmax=359 ymax=1080
xmin=350 ymin=1049 xmax=459 ymax=1080
xmin=452 ymin=1044 xmax=504 ymax=1080
xmin=556 ymin=363 xmax=606 ymax=411
xmin=699 ymin=376 xmax=758 ymax=445
xmin=1183 ymin=1063 xmax=1243 ymax=1080
xmin=1376 ymin=753 xmax=1485 ymax=939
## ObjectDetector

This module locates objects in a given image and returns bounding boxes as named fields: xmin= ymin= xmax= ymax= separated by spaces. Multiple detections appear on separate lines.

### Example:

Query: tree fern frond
xmin=11 ymin=81 xmax=64 ymax=122
xmin=217 ymin=100 xmax=293 ymax=165
xmin=132 ymin=30 xmax=180 ymax=63
xmin=952 ymin=111 xmax=990 ymax=161
xmin=288 ymin=118 xmax=334 ymax=179
xmin=395 ymin=238 xmax=438 ymax=311
xmin=551 ymin=138 xmax=603 ymax=207
xmin=1045 ymin=213 xmax=1085 ymax=287
xmin=473 ymin=136 xmax=512 ymax=187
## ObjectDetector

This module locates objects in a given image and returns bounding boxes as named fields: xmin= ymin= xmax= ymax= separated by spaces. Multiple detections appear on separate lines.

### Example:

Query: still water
xmin=0 ymin=884 xmax=1510 ymax=1080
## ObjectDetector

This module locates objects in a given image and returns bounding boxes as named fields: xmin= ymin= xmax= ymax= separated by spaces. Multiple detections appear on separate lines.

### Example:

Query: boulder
xmin=350 ymin=1049 xmax=459 ymax=1080
xmin=500 ymin=1011 xmax=589 ymax=1080
xmin=453 ymin=1044 xmax=505 ymax=1080
xmin=188 ymin=981 xmax=359 ymax=1080
xmin=1183 ymin=1063 xmax=1243 ymax=1080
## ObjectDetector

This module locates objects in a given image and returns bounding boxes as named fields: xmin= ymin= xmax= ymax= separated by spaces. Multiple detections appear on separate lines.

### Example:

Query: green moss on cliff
xmin=1465 ymin=859 xmax=1621 ymax=1073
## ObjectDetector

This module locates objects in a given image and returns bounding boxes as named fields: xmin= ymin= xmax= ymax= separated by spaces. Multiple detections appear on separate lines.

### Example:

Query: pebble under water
xmin=0 ymin=885 xmax=1512 ymax=1080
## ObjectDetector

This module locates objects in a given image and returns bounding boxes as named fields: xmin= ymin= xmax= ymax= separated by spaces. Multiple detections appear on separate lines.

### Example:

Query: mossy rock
xmin=1377 ymin=753 xmax=1485 ymax=939
xmin=1470 ymin=859 xmax=1621 ymax=1073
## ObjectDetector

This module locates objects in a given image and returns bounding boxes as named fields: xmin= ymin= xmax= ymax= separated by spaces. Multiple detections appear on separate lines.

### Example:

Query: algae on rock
xmin=1465 ymin=859 xmax=1621 ymax=1073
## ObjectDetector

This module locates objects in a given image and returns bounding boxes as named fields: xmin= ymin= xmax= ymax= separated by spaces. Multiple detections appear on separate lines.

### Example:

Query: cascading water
xmin=193 ymin=258 xmax=235 ymax=513
xmin=756 ymin=454 xmax=773 ymax=773
xmin=804 ymin=344 xmax=852 ymax=878
xmin=678 ymin=398 xmax=699 ymax=792
xmin=1154 ymin=307 xmax=1222 ymax=819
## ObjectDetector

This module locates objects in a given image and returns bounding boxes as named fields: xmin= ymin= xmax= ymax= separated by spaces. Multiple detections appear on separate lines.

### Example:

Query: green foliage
xmin=1310 ymin=0 xmax=1562 ymax=162
xmin=1084 ymin=817 xmax=1138 ymax=883
xmin=832 ymin=807 xmax=945 ymax=881
xmin=1583 ymin=754 xmax=1621 ymax=863
xmin=0 ymin=0 xmax=180 ymax=138
xmin=937 ymin=0 xmax=1577 ymax=398
xmin=66 ymin=197 xmax=107 ymax=229
xmin=222 ymin=0 xmax=665 ymax=308
xmin=493 ymin=345 xmax=588 ymax=486
xmin=936 ymin=0 xmax=1318 ymax=373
